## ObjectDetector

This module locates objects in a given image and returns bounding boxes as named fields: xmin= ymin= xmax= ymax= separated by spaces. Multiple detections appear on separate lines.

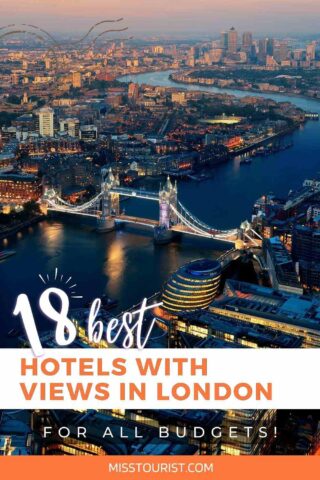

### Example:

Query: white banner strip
xmin=0 ymin=348 xmax=318 ymax=409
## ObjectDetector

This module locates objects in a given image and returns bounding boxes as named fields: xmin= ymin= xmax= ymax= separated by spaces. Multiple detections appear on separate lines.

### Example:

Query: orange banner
xmin=0 ymin=456 xmax=320 ymax=480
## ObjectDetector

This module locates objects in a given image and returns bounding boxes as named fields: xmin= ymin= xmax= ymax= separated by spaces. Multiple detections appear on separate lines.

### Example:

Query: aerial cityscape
xmin=1 ymin=1 xmax=320 ymax=457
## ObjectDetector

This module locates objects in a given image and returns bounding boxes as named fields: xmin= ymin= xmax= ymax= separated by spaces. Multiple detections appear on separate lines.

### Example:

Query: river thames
xmin=1 ymin=70 xmax=320 ymax=339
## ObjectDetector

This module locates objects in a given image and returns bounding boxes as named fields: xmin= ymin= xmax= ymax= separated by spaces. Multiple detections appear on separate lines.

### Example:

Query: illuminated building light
xmin=162 ymin=259 xmax=221 ymax=313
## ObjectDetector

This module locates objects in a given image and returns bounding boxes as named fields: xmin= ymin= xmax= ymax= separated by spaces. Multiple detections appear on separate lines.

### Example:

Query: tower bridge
xmin=42 ymin=168 xmax=261 ymax=247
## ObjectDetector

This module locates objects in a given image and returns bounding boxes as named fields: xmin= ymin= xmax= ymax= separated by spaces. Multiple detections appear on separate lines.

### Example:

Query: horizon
xmin=1 ymin=0 xmax=320 ymax=37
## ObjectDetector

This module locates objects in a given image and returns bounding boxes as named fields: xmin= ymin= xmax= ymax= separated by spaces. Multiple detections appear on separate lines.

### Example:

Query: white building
xmin=59 ymin=118 xmax=80 ymax=137
xmin=37 ymin=107 xmax=54 ymax=137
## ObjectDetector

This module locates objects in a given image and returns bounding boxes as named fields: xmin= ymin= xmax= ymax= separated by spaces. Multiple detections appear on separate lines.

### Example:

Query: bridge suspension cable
xmin=173 ymin=202 xmax=238 ymax=239
xmin=170 ymin=204 xmax=213 ymax=237
xmin=177 ymin=200 xmax=213 ymax=231
xmin=46 ymin=192 xmax=103 ymax=212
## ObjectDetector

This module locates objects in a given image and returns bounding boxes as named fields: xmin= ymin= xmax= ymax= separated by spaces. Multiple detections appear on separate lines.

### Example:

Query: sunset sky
xmin=1 ymin=0 xmax=320 ymax=36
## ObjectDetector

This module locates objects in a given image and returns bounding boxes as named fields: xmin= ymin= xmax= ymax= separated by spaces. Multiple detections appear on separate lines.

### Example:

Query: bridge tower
xmin=97 ymin=168 xmax=120 ymax=232
xmin=154 ymin=176 xmax=178 ymax=244
xmin=159 ymin=176 xmax=178 ymax=228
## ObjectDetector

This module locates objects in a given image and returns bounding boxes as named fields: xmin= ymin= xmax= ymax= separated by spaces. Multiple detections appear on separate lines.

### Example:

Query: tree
xmin=23 ymin=201 xmax=41 ymax=216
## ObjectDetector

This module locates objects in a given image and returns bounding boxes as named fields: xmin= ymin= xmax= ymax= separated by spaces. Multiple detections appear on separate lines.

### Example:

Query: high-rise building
xmin=220 ymin=31 xmax=229 ymax=50
xmin=242 ymin=32 xmax=253 ymax=51
xmin=189 ymin=45 xmax=201 ymax=59
xmin=258 ymin=38 xmax=268 ymax=63
xmin=72 ymin=71 xmax=82 ymax=88
xmin=293 ymin=49 xmax=304 ymax=61
xmin=274 ymin=41 xmax=288 ymax=63
xmin=306 ymin=42 xmax=316 ymax=61
xmin=128 ymin=82 xmax=139 ymax=102
xmin=292 ymin=225 xmax=320 ymax=263
xmin=59 ymin=118 xmax=80 ymax=138
xmin=37 ymin=107 xmax=54 ymax=137
xmin=292 ymin=224 xmax=320 ymax=290
xmin=263 ymin=237 xmax=303 ymax=295
xmin=266 ymin=38 xmax=275 ymax=56
xmin=227 ymin=27 xmax=238 ymax=53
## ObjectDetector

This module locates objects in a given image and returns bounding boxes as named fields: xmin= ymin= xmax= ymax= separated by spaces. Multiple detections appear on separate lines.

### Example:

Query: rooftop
xmin=177 ymin=309 xmax=302 ymax=348
xmin=265 ymin=237 xmax=302 ymax=291
xmin=213 ymin=279 xmax=320 ymax=332
xmin=186 ymin=259 xmax=221 ymax=276
xmin=0 ymin=172 xmax=39 ymax=181
xmin=47 ymin=410 xmax=197 ymax=456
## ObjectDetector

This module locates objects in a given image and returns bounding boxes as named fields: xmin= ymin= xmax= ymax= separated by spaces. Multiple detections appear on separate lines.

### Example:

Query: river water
xmin=1 ymin=70 xmax=320 ymax=340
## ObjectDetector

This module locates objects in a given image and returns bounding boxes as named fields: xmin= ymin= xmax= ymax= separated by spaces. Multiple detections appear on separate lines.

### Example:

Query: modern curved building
xmin=162 ymin=259 xmax=221 ymax=313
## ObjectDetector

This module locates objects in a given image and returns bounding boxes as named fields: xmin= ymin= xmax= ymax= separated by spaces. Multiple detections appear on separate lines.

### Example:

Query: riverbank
xmin=0 ymin=215 xmax=44 ymax=241
xmin=230 ymin=124 xmax=298 ymax=157
xmin=120 ymin=69 xmax=320 ymax=105
xmin=118 ymin=70 xmax=320 ymax=226
xmin=169 ymin=70 xmax=320 ymax=106
xmin=120 ymin=69 xmax=303 ymax=172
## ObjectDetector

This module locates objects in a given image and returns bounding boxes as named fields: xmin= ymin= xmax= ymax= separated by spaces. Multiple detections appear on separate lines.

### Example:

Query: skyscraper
xmin=306 ymin=42 xmax=316 ymax=61
xmin=266 ymin=38 xmax=275 ymax=56
xmin=227 ymin=27 xmax=238 ymax=53
xmin=274 ymin=41 xmax=289 ymax=63
xmin=220 ymin=31 xmax=228 ymax=50
xmin=242 ymin=32 xmax=253 ymax=51
xmin=72 ymin=71 xmax=82 ymax=88
xmin=258 ymin=38 xmax=268 ymax=63
xmin=292 ymin=224 xmax=320 ymax=290
xmin=37 ymin=107 xmax=54 ymax=137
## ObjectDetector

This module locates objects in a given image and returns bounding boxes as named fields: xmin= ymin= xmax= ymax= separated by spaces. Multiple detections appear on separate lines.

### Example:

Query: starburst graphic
xmin=38 ymin=267 xmax=83 ymax=299
xmin=0 ymin=19 xmax=129 ymax=67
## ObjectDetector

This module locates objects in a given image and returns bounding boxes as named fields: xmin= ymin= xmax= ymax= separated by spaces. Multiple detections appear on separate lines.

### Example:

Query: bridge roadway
xmin=46 ymin=204 xmax=249 ymax=245
xmin=44 ymin=184 xmax=249 ymax=244
xmin=44 ymin=185 xmax=241 ymax=243
xmin=47 ymin=206 xmax=240 ymax=243
xmin=218 ymin=248 xmax=242 ymax=269
xmin=171 ymin=224 xmax=238 ymax=241
xmin=115 ymin=214 xmax=158 ymax=227
xmin=115 ymin=215 xmax=238 ymax=242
